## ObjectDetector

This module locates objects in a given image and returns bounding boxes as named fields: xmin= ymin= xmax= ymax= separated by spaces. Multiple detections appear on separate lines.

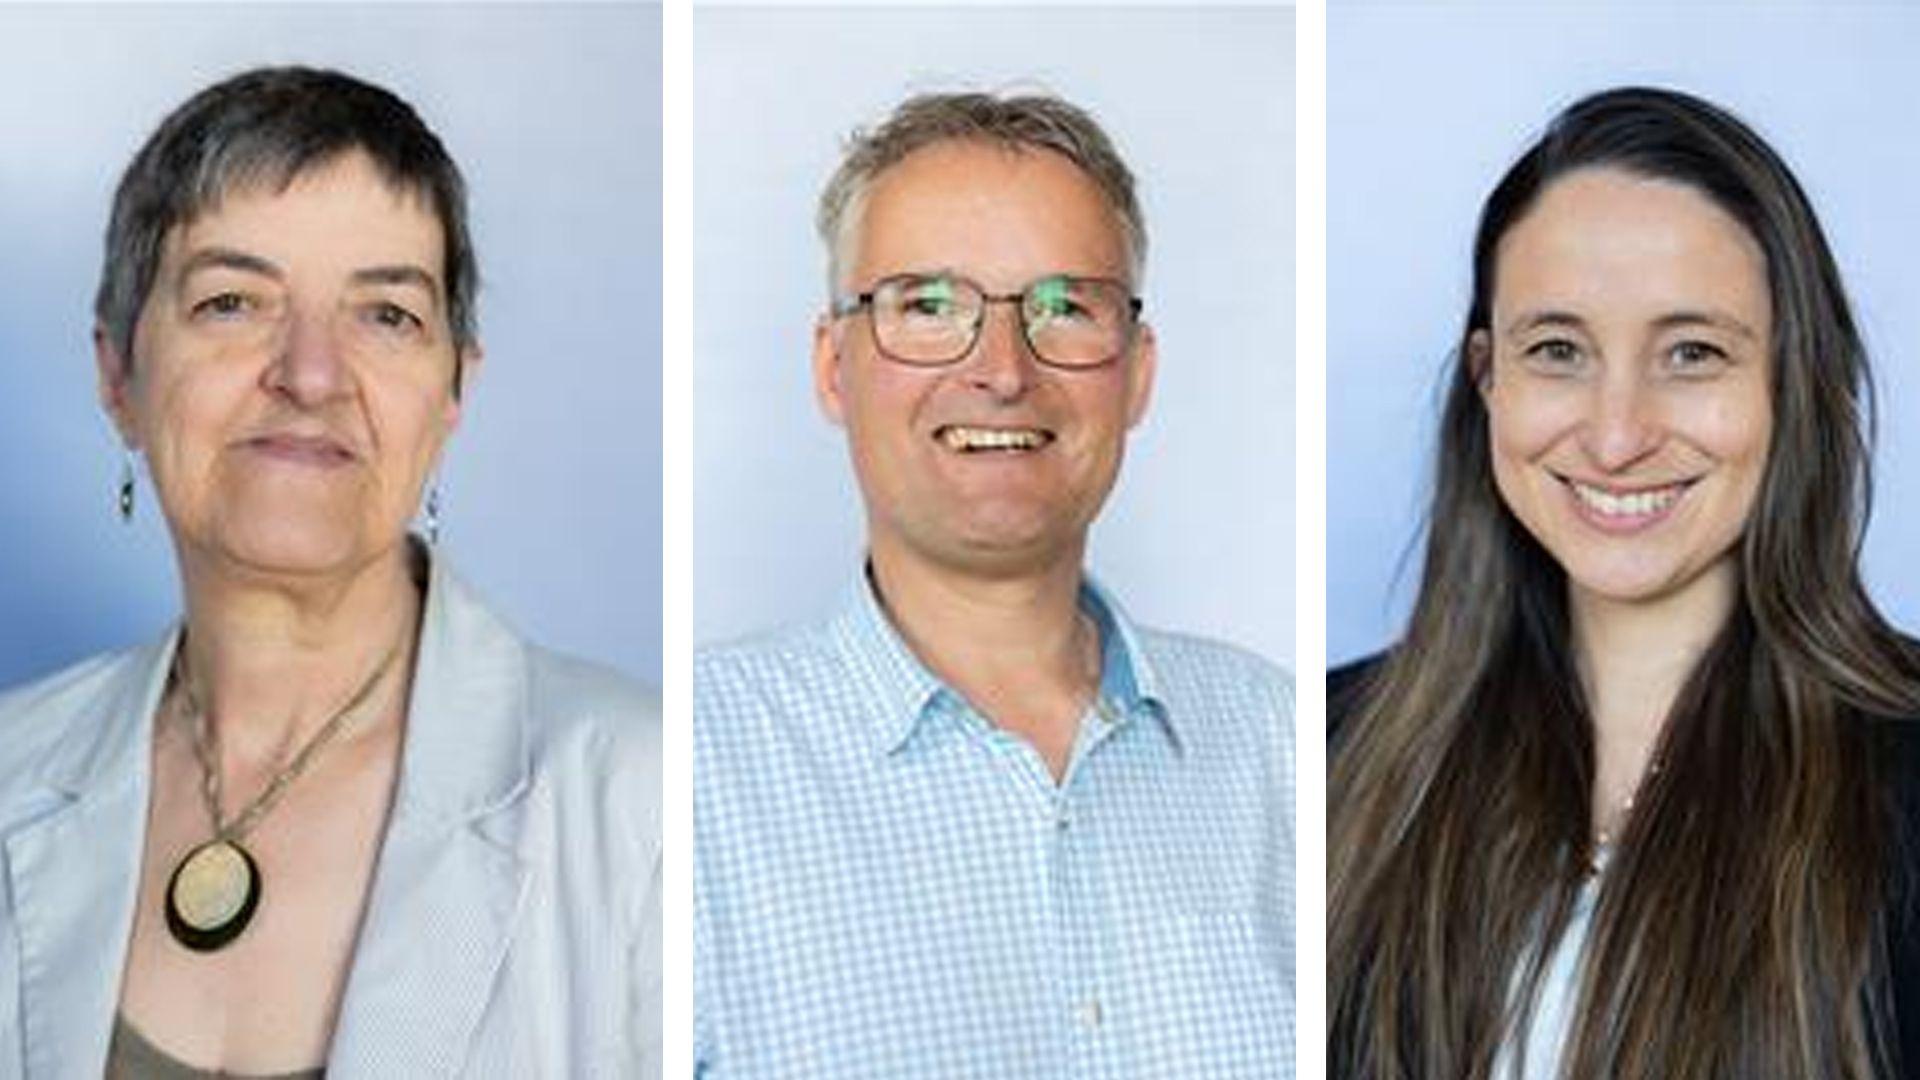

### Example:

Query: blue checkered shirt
xmin=695 ymin=573 xmax=1294 ymax=1077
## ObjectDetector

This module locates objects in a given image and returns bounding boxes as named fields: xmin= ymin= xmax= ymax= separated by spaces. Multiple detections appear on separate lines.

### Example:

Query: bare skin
xmin=869 ymin=531 xmax=1099 ymax=779
xmin=118 ymin=559 xmax=417 ymax=1072
xmin=1477 ymin=169 xmax=1772 ymax=840
xmin=815 ymin=142 xmax=1155 ymax=781
xmin=1574 ymin=563 xmax=1735 ymax=834
xmin=96 ymin=152 xmax=475 ymax=1071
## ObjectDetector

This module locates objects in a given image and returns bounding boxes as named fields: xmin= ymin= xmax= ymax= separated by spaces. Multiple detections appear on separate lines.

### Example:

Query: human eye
xmin=896 ymin=277 xmax=960 ymax=319
xmin=362 ymin=299 xmax=426 ymax=336
xmin=189 ymin=290 xmax=256 ymax=320
xmin=1521 ymin=337 xmax=1584 ymax=371
xmin=1665 ymin=339 xmax=1730 ymax=374
xmin=1027 ymin=276 xmax=1096 ymax=323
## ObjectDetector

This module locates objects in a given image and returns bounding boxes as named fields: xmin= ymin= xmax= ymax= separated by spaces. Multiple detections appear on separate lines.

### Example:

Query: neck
xmin=870 ymin=538 xmax=1091 ymax=691
xmin=1571 ymin=562 xmax=1737 ymax=818
xmin=174 ymin=543 xmax=422 ymax=766
xmin=868 ymin=536 xmax=1098 ymax=775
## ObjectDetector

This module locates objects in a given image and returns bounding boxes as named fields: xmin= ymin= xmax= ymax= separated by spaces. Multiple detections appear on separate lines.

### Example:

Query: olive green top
xmin=105 ymin=1015 xmax=324 ymax=1079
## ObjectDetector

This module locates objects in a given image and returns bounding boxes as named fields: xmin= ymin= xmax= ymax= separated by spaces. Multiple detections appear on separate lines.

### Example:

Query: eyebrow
xmin=1502 ymin=310 xmax=1584 ymax=337
xmin=175 ymin=248 xmax=441 ymax=306
xmin=1650 ymin=309 xmax=1760 ymax=341
xmin=178 ymin=246 xmax=283 ymax=283
xmin=1502 ymin=308 xmax=1761 ymax=341
xmin=350 ymin=264 xmax=442 ymax=302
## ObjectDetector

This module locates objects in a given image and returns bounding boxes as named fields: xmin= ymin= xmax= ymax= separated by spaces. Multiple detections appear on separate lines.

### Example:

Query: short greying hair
xmin=816 ymin=92 xmax=1146 ymax=294
xmin=96 ymin=66 xmax=478 ymax=364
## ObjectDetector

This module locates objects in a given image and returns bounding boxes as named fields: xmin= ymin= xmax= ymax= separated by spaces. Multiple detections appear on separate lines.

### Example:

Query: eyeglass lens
xmin=870 ymin=274 xmax=1133 ymax=366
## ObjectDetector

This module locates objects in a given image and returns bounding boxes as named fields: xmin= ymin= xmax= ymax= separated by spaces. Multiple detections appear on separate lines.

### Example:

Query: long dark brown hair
xmin=1329 ymin=87 xmax=1920 ymax=1078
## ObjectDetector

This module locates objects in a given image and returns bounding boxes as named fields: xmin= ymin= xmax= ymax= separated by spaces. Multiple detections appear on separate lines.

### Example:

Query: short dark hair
xmin=96 ymin=65 xmax=478 ymax=363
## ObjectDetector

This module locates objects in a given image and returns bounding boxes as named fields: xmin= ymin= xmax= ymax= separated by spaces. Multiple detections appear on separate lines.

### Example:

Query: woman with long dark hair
xmin=1329 ymin=86 xmax=1920 ymax=1078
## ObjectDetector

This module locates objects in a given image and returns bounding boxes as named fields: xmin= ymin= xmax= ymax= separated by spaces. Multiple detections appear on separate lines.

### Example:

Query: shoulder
xmin=1135 ymin=626 xmax=1293 ymax=703
xmin=0 ymin=643 xmax=157 ymax=797
xmin=694 ymin=620 xmax=840 ymax=698
xmin=518 ymin=645 xmax=663 ymax=837
xmin=693 ymin=619 xmax=851 ymax=740
xmin=1328 ymin=650 xmax=1389 ymax=742
xmin=522 ymin=644 xmax=661 ymax=739
xmin=1863 ymin=711 xmax=1920 ymax=1071
xmin=1131 ymin=626 xmax=1293 ymax=763
xmin=427 ymin=561 xmax=661 ymax=808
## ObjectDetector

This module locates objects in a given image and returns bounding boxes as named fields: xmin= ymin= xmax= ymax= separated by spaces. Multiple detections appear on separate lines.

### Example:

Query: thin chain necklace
xmin=163 ymin=633 xmax=404 ymax=951
xmin=1587 ymin=755 xmax=1665 ymax=877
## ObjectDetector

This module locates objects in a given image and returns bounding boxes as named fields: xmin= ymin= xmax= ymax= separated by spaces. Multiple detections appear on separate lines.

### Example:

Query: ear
xmin=94 ymin=325 xmax=140 ymax=448
xmin=446 ymin=341 xmax=483 ymax=432
xmin=1467 ymin=329 xmax=1494 ymax=397
xmin=1123 ymin=322 xmax=1157 ymax=429
xmin=812 ymin=315 xmax=848 ymax=427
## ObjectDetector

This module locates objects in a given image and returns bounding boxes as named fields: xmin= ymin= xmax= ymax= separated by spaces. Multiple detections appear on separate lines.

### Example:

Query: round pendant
xmin=165 ymin=839 xmax=260 ymax=952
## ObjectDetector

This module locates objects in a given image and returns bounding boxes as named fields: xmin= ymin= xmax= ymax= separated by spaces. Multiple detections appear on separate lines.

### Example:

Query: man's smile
xmin=933 ymin=424 xmax=1056 ymax=453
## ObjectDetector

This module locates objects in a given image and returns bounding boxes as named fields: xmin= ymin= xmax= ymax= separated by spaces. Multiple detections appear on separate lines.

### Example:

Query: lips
xmin=241 ymin=432 xmax=358 ymax=466
xmin=1560 ymin=474 xmax=1695 ymax=531
xmin=934 ymin=424 xmax=1055 ymax=453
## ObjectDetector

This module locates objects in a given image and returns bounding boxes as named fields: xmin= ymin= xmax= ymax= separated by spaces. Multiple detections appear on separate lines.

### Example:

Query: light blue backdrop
xmin=1329 ymin=2 xmax=1920 ymax=667
xmin=0 ymin=3 xmax=662 ymax=686
xmin=694 ymin=5 xmax=1296 ymax=669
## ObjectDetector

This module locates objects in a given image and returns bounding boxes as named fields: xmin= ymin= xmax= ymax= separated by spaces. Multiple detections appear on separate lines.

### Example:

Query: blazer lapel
xmin=6 ymin=635 xmax=172 ymax=1078
xmin=327 ymin=563 xmax=532 ymax=1076
xmin=322 ymin=810 xmax=529 ymax=1075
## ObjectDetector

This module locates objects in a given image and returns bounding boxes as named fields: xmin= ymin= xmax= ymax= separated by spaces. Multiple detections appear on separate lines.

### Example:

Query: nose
xmin=1578 ymin=368 xmax=1662 ymax=471
xmin=265 ymin=306 xmax=350 ymax=405
xmin=961 ymin=299 xmax=1040 ymax=400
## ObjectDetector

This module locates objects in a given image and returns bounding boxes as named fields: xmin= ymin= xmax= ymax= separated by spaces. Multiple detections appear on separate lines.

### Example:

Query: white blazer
xmin=0 ymin=558 xmax=662 ymax=1078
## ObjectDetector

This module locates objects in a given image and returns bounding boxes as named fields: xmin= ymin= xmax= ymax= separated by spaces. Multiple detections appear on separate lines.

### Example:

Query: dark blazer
xmin=1329 ymin=652 xmax=1920 ymax=1078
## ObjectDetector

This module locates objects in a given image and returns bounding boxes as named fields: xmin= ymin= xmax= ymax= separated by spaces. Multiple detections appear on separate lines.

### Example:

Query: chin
xmin=946 ymin=527 xmax=1085 ymax=579
xmin=208 ymin=516 xmax=377 ymax=579
xmin=1559 ymin=552 xmax=1702 ymax=607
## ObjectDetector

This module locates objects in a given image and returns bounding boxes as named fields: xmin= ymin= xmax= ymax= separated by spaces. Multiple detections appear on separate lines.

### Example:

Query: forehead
xmin=850 ymin=139 xmax=1130 ymax=289
xmin=162 ymin=150 xmax=445 ymax=281
xmin=1492 ymin=167 xmax=1769 ymax=325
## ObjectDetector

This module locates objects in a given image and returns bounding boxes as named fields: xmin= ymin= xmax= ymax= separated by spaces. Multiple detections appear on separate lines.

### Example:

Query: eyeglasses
xmin=830 ymin=272 xmax=1143 ymax=369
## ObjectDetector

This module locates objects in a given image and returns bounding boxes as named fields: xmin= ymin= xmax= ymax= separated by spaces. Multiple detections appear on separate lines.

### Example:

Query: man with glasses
xmin=695 ymin=92 xmax=1293 ymax=1077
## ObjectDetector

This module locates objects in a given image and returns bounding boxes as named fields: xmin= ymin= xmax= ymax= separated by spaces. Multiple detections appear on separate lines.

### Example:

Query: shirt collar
xmin=828 ymin=564 xmax=1175 ymax=757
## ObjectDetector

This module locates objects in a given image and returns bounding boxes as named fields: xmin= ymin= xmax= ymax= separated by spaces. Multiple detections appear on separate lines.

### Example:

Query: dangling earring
xmin=117 ymin=451 xmax=136 ymax=523
xmin=425 ymin=482 xmax=442 ymax=545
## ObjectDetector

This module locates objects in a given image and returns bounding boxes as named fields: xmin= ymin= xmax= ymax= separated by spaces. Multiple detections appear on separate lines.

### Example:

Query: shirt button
xmin=1077 ymin=1000 xmax=1103 ymax=1029
xmin=1055 ymin=813 xmax=1071 ymax=832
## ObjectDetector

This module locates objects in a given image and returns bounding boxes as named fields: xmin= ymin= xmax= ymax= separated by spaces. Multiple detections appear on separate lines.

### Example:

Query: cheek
xmin=849 ymin=366 xmax=936 ymax=437
xmin=393 ymin=390 xmax=456 ymax=460
xmin=141 ymin=368 xmax=242 ymax=467
xmin=1687 ymin=393 xmax=1772 ymax=468
xmin=1484 ymin=384 xmax=1566 ymax=467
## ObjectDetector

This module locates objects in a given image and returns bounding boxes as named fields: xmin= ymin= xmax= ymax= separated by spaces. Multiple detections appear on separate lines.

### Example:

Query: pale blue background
xmin=695 ymin=5 xmax=1296 ymax=668
xmin=0 ymin=3 xmax=662 ymax=686
xmin=1329 ymin=2 xmax=1920 ymax=666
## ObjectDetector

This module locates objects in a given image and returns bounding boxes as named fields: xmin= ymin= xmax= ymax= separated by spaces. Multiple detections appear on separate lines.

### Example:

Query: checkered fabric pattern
xmin=695 ymin=574 xmax=1294 ymax=1078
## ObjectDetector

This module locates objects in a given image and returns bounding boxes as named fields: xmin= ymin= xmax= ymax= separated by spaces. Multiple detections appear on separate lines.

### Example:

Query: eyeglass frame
xmin=828 ymin=271 xmax=1146 ymax=369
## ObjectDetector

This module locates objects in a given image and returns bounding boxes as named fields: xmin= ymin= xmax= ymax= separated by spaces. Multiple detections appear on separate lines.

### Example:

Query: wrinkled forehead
xmin=151 ymin=151 xmax=448 ymax=292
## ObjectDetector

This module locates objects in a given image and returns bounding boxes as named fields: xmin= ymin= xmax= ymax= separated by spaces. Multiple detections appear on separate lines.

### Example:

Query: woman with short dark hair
xmin=0 ymin=67 xmax=660 ymax=1077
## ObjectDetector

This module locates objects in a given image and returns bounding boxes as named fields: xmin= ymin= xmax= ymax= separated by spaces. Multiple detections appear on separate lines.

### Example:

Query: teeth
xmin=940 ymin=426 xmax=1050 ymax=452
xmin=1571 ymin=481 xmax=1685 ymax=518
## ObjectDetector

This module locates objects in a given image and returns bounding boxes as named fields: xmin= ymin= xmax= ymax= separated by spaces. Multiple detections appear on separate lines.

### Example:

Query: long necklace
xmin=1586 ymin=755 xmax=1665 ymax=877
xmin=164 ymin=635 xmax=403 ymax=952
